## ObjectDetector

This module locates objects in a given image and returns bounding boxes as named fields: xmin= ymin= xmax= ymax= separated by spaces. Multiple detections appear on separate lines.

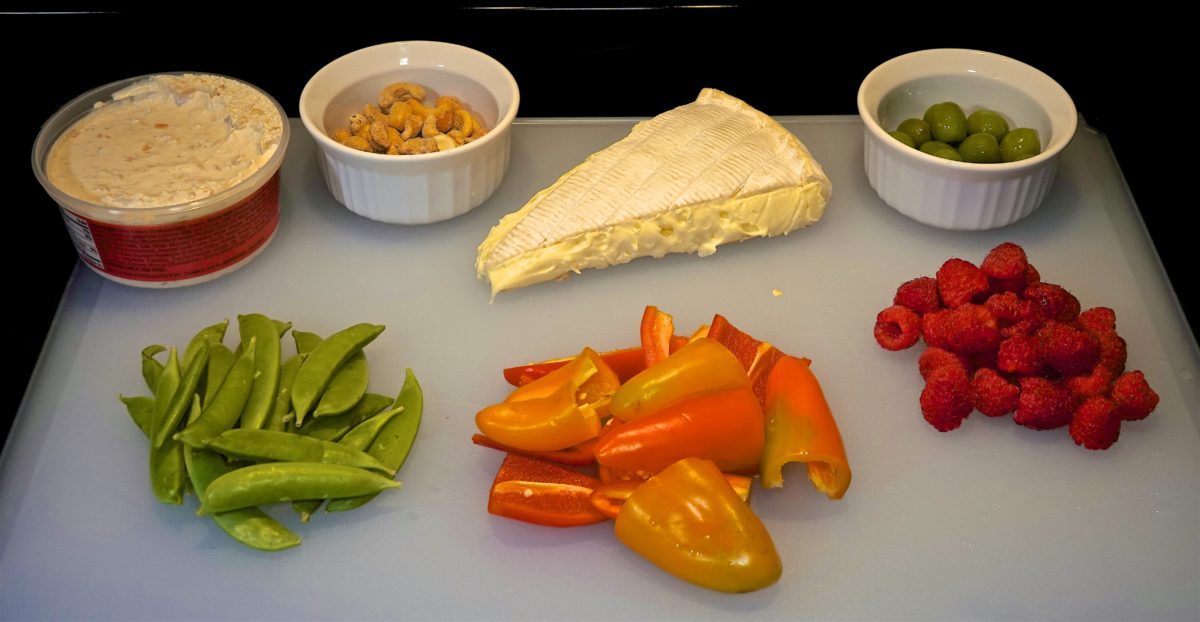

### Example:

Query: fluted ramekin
xmin=300 ymin=41 xmax=519 ymax=224
xmin=857 ymin=49 xmax=1077 ymax=230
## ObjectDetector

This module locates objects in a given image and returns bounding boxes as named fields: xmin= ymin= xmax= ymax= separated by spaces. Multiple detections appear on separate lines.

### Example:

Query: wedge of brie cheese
xmin=476 ymin=88 xmax=831 ymax=297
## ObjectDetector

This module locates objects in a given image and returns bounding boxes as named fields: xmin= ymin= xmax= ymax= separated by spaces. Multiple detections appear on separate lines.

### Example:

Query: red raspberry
xmin=1097 ymin=332 xmax=1128 ymax=375
xmin=1070 ymin=396 xmax=1121 ymax=450
xmin=1014 ymin=377 xmax=1077 ymax=430
xmin=986 ymin=292 xmax=1037 ymax=326
xmin=1065 ymin=364 xmax=1115 ymax=400
xmin=971 ymin=368 xmax=1019 ymax=417
xmin=1000 ymin=318 xmax=1044 ymax=339
xmin=1036 ymin=321 xmax=1101 ymax=376
xmin=1025 ymin=283 xmax=1081 ymax=322
xmin=991 ymin=262 xmax=1041 ymax=295
xmin=997 ymin=335 xmax=1046 ymax=376
xmin=874 ymin=305 xmax=922 ymax=351
xmin=921 ymin=309 xmax=953 ymax=349
xmin=918 ymin=347 xmax=968 ymax=380
xmin=981 ymin=242 xmax=1028 ymax=280
xmin=945 ymin=304 xmax=1001 ymax=354
xmin=1077 ymin=307 xmax=1117 ymax=335
xmin=1025 ymin=264 xmax=1041 ymax=287
xmin=1110 ymin=371 xmax=1159 ymax=421
xmin=921 ymin=365 xmax=972 ymax=432
xmin=894 ymin=277 xmax=942 ymax=315
xmin=937 ymin=258 xmax=990 ymax=308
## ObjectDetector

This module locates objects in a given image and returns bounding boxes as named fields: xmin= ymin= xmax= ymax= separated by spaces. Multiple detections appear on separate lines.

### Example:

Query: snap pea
xmin=267 ymin=353 xmax=305 ymax=432
xmin=199 ymin=462 xmax=401 ymax=514
xmin=152 ymin=342 xmax=209 ymax=448
xmin=184 ymin=431 xmax=301 ymax=552
xmin=204 ymin=429 xmax=395 ymax=475
xmin=119 ymin=395 xmax=154 ymax=438
xmin=204 ymin=344 xmax=236 ymax=407
xmin=296 ymin=393 xmax=392 ymax=442
xmin=141 ymin=345 xmax=166 ymax=392
xmin=183 ymin=320 xmax=227 ymax=370
xmin=328 ymin=370 xmax=422 ymax=513
xmin=177 ymin=340 xmax=257 ymax=447
xmin=291 ymin=324 xmax=385 ymax=425
xmin=293 ymin=330 xmax=323 ymax=356
xmin=293 ymin=405 xmax=406 ymax=522
xmin=313 ymin=352 xmax=369 ymax=418
xmin=238 ymin=314 xmax=284 ymax=430
xmin=149 ymin=349 xmax=184 ymax=505
xmin=272 ymin=319 xmax=293 ymax=338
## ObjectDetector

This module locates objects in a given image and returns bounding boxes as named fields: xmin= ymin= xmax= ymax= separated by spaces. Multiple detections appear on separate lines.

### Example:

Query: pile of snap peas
xmin=119 ymin=315 xmax=422 ymax=552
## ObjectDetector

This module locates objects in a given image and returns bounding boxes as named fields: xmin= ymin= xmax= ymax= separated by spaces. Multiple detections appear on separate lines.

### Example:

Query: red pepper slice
xmin=707 ymin=313 xmax=787 ymax=407
xmin=640 ymin=305 xmax=675 ymax=368
xmin=503 ymin=346 xmax=647 ymax=387
xmin=596 ymin=386 xmax=765 ymax=474
xmin=487 ymin=453 xmax=608 ymax=527
xmin=590 ymin=474 xmax=754 ymax=520
xmin=471 ymin=434 xmax=597 ymax=466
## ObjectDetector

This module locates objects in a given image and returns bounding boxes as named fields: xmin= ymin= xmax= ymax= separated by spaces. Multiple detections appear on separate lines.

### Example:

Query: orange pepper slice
xmin=760 ymin=356 xmax=852 ymax=499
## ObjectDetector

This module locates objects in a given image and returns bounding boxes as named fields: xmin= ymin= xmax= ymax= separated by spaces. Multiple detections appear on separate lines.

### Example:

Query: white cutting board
xmin=2 ymin=118 xmax=1197 ymax=620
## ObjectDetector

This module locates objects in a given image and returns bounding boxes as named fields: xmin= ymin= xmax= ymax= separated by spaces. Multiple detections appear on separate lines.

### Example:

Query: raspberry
xmin=920 ymin=365 xmax=972 ymax=432
xmin=1097 ymin=332 xmax=1128 ymax=375
xmin=1036 ymin=321 xmax=1101 ymax=376
xmin=971 ymin=368 xmax=1019 ymax=417
xmin=990 ymin=262 xmax=1041 ymax=294
xmin=981 ymin=242 xmax=1028 ymax=280
xmin=1065 ymin=364 xmax=1115 ymax=399
xmin=997 ymin=335 xmax=1045 ymax=376
xmin=919 ymin=347 xmax=968 ymax=380
xmin=1070 ymin=397 xmax=1121 ymax=450
xmin=874 ymin=306 xmax=922 ymax=351
xmin=1014 ymin=377 xmax=1077 ymax=430
xmin=1025 ymin=264 xmax=1041 ymax=287
xmin=1110 ymin=371 xmax=1159 ymax=421
xmin=945 ymin=304 xmax=1001 ymax=354
xmin=921 ymin=309 xmax=953 ymax=349
xmin=1077 ymin=307 xmax=1117 ymax=335
xmin=968 ymin=351 xmax=998 ymax=374
xmin=937 ymin=258 xmax=991 ymax=308
xmin=1025 ymin=283 xmax=1081 ymax=322
xmin=986 ymin=292 xmax=1037 ymax=326
xmin=1000 ymin=318 xmax=1043 ymax=339
xmin=894 ymin=277 xmax=942 ymax=315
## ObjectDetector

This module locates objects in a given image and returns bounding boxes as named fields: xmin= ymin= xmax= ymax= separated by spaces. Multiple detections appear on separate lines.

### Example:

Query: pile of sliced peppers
xmin=473 ymin=306 xmax=851 ymax=594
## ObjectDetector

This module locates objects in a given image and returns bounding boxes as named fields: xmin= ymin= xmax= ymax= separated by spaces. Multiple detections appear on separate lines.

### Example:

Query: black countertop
xmin=1 ymin=7 xmax=1189 ymax=447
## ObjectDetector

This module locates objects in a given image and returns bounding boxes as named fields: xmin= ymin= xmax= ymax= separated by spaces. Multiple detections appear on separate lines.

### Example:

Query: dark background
xmin=0 ymin=6 xmax=1187 ymax=448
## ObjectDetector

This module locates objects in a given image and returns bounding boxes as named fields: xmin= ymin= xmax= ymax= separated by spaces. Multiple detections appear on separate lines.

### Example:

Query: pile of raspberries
xmin=873 ymin=242 xmax=1158 ymax=450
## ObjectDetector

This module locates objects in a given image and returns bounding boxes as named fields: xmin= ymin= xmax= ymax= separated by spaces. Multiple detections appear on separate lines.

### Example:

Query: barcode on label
xmin=61 ymin=209 xmax=103 ymax=268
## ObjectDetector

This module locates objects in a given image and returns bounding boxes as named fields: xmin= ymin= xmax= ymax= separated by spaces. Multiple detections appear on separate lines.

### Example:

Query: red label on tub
xmin=61 ymin=173 xmax=281 ymax=282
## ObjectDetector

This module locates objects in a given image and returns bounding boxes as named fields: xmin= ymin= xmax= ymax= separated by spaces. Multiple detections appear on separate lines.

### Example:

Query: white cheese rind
xmin=477 ymin=88 xmax=831 ymax=296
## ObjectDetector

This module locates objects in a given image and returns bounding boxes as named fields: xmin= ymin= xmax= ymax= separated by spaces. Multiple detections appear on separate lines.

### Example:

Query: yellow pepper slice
xmin=609 ymin=338 xmax=748 ymax=422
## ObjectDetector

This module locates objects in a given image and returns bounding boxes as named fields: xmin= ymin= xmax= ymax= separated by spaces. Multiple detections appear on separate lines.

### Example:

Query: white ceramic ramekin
xmin=300 ymin=41 xmax=519 ymax=224
xmin=857 ymin=49 xmax=1077 ymax=230
xmin=32 ymin=73 xmax=289 ymax=287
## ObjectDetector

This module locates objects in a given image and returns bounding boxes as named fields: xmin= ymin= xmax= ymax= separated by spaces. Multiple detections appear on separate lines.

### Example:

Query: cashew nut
xmin=401 ymin=114 xmax=423 ymax=140
xmin=368 ymin=118 xmax=391 ymax=150
xmin=422 ymin=112 xmax=442 ymax=137
xmin=378 ymin=82 xmax=427 ymax=111
xmin=388 ymin=104 xmax=412 ymax=130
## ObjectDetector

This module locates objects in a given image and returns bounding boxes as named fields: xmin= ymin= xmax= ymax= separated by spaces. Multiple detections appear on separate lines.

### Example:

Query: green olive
xmin=1000 ymin=128 xmax=1042 ymax=162
xmin=896 ymin=118 xmax=931 ymax=147
xmin=966 ymin=110 xmax=1010 ymax=140
xmin=919 ymin=140 xmax=953 ymax=156
xmin=958 ymin=133 xmax=1002 ymax=163
xmin=923 ymin=102 xmax=968 ymax=143
xmin=889 ymin=130 xmax=917 ymax=149
xmin=933 ymin=148 xmax=963 ymax=161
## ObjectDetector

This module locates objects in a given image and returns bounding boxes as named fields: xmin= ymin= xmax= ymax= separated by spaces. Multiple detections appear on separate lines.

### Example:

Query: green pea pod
xmin=141 ymin=345 xmax=167 ymax=392
xmin=293 ymin=406 xmax=404 ymax=522
xmin=292 ymin=330 xmax=323 ymax=356
xmin=204 ymin=429 xmax=394 ymax=475
xmin=272 ymin=319 xmax=293 ymax=338
xmin=291 ymin=324 xmax=384 ymax=426
xmin=184 ymin=430 xmax=301 ymax=552
xmin=313 ymin=351 xmax=369 ymax=417
xmin=177 ymin=340 xmax=257 ymax=447
xmin=119 ymin=394 xmax=154 ymax=438
xmin=199 ymin=462 xmax=401 ymax=515
xmin=204 ymin=344 xmax=236 ymax=408
xmin=267 ymin=353 xmax=305 ymax=432
xmin=327 ymin=369 xmax=422 ymax=513
xmin=296 ymin=393 xmax=392 ymax=442
xmin=152 ymin=342 xmax=210 ymax=448
xmin=149 ymin=349 xmax=184 ymax=505
xmin=238 ymin=314 xmax=284 ymax=430
xmin=184 ymin=319 xmax=227 ymax=370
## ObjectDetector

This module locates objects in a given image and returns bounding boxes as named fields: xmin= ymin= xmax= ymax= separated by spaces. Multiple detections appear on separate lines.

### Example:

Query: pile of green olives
xmin=888 ymin=102 xmax=1041 ymax=163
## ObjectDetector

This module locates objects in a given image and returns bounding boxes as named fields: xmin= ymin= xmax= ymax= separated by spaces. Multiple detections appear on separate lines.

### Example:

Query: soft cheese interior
xmin=477 ymin=88 xmax=831 ymax=296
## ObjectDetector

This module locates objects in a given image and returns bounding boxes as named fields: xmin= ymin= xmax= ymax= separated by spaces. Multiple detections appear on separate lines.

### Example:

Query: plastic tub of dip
xmin=32 ymin=72 xmax=289 ymax=287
